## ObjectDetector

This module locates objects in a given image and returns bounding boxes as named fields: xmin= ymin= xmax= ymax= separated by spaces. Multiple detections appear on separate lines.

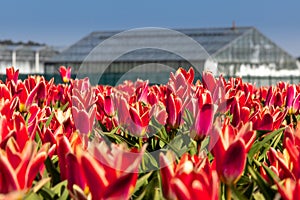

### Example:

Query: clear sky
xmin=0 ymin=0 xmax=299 ymax=56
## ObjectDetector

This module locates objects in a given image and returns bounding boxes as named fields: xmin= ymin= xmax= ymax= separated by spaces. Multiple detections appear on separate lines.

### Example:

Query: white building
xmin=0 ymin=43 xmax=58 ymax=74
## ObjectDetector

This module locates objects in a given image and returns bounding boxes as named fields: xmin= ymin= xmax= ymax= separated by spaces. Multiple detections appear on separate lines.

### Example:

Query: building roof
xmin=48 ymin=27 xmax=252 ymax=63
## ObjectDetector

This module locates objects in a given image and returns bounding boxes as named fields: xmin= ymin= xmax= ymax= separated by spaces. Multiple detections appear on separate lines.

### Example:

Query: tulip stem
xmin=139 ymin=137 xmax=145 ymax=170
xmin=225 ymin=184 xmax=231 ymax=200
xmin=197 ymin=141 xmax=202 ymax=154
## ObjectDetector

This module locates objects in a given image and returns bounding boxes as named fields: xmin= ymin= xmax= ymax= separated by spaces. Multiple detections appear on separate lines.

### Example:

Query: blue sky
xmin=0 ymin=0 xmax=299 ymax=56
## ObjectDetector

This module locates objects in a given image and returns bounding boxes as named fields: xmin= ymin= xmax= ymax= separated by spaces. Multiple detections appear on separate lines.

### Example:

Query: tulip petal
xmin=0 ymin=153 xmax=19 ymax=193
xmin=194 ymin=104 xmax=214 ymax=139
xmin=221 ymin=139 xmax=246 ymax=185
xmin=259 ymin=113 xmax=273 ymax=131
xmin=103 ymin=172 xmax=138 ymax=199
xmin=80 ymin=153 xmax=108 ymax=200
xmin=66 ymin=153 xmax=86 ymax=192
xmin=159 ymin=153 xmax=175 ymax=198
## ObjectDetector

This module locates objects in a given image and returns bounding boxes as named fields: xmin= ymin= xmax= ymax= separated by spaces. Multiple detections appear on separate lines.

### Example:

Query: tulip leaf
xmin=258 ymin=131 xmax=282 ymax=161
xmin=248 ymin=128 xmax=284 ymax=163
xmin=253 ymin=192 xmax=266 ymax=200
xmin=199 ymin=136 xmax=210 ymax=152
xmin=236 ymin=175 xmax=254 ymax=198
xmin=44 ymin=157 xmax=61 ymax=186
xmin=247 ymin=165 xmax=275 ymax=200
xmin=254 ymin=159 xmax=280 ymax=184
xmin=182 ymin=109 xmax=194 ymax=127
xmin=143 ymin=151 xmax=159 ymax=169
xmin=24 ymin=192 xmax=43 ymax=200
xmin=133 ymin=172 xmax=153 ymax=195
xmin=32 ymin=178 xmax=51 ymax=193
xmin=143 ymin=172 xmax=163 ymax=200
xmin=45 ymin=112 xmax=55 ymax=128
xmin=38 ymin=186 xmax=56 ymax=199
xmin=51 ymin=180 xmax=68 ymax=199
xmin=60 ymin=102 xmax=69 ymax=111
xmin=231 ymin=185 xmax=248 ymax=200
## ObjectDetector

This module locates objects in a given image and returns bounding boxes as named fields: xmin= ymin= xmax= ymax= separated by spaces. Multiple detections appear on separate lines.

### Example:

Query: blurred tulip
xmin=61 ymin=137 xmax=146 ymax=200
xmin=160 ymin=152 xmax=219 ymax=200
xmin=286 ymin=85 xmax=300 ymax=114
xmin=59 ymin=66 xmax=72 ymax=83
xmin=6 ymin=67 xmax=19 ymax=83
xmin=0 ymin=139 xmax=48 ymax=194
xmin=277 ymin=178 xmax=300 ymax=200
xmin=251 ymin=106 xmax=287 ymax=131
xmin=202 ymin=71 xmax=217 ymax=94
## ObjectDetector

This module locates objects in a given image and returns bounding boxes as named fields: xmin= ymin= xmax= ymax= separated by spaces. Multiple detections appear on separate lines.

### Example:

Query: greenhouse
xmin=45 ymin=27 xmax=299 ymax=84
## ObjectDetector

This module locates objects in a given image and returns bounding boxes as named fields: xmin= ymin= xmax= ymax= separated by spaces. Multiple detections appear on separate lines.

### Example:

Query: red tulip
xmin=160 ymin=152 xmax=219 ymax=200
xmin=25 ymin=81 xmax=46 ymax=109
xmin=0 ymin=139 xmax=48 ymax=194
xmin=202 ymin=71 xmax=217 ymax=94
xmin=178 ymin=67 xmax=194 ymax=85
xmin=285 ymin=84 xmax=300 ymax=114
xmin=166 ymin=91 xmax=182 ymax=129
xmin=210 ymin=119 xmax=255 ymax=185
xmin=219 ymin=139 xmax=246 ymax=184
xmin=277 ymin=178 xmax=300 ymax=200
xmin=191 ymin=103 xmax=215 ymax=141
xmin=251 ymin=106 xmax=287 ymax=131
xmin=72 ymin=79 xmax=97 ymax=135
xmin=149 ymin=103 xmax=168 ymax=125
xmin=62 ymin=139 xmax=146 ymax=200
xmin=59 ymin=66 xmax=72 ymax=83
xmin=168 ymin=68 xmax=193 ymax=101
xmin=6 ymin=67 xmax=19 ymax=83
xmin=128 ymin=101 xmax=150 ymax=136
xmin=260 ymin=147 xmax=294 ymax=182
xmin=0 ymin=84 xmax=11 ymax=100
xmin=15 ymin=82 xmax=28 ymax=112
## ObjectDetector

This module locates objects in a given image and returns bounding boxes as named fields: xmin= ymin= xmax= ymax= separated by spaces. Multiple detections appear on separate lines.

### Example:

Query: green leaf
xmin=45 ymin=112 xmax=55 ymax=128
xmin=247 ymin=165 xmax=275 ymax=200
xmin=231 ymin=185 xmax=248 ymax=200
xmin=258 ymin=160 xmax=281 ymax=183
xmin=253 ymin=192 xmax=266 ymax=200
xmin=38 ymin=186 xmax=56 ymax=199
xmin=248 ymin=128 xmax=284 ymax=163
xmin=143 ymin=172 xmax=163 ymax=200
xmin=32 ymin=178 xmax=51 ymax=193
xmin=60 ymin=102 xmax=69 ymax=111
xmin=44 ymin=157 xmax=61 ymax=186
xmin=52 ymin=180 xmax=69 ymax=200
xmin=24 ymin=191 xmax=43 ymax=200
xmin=133 ymin=172 xmax=153 ymax=194
xmin=143 ymin=151 xmax=159 ymax=170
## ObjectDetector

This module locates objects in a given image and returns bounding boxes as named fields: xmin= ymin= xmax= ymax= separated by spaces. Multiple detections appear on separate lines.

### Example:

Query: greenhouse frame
xmin=45 ymin=27 xmax=299 ymax=83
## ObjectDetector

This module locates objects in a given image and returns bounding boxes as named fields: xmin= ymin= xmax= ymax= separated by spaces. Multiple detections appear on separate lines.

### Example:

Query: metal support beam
xmin=12 ymin=50 xmax=16 ymax=67
xmin=35 ymin=51 xmax=39 ymax=73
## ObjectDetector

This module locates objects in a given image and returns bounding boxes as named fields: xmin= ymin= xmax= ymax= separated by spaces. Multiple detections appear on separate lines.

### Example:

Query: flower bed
xmin=0 ymin=66 xmax=299 ymax=200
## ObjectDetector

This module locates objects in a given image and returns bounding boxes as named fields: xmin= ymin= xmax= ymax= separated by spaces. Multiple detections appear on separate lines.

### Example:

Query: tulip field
xmin=1 ymin=66 xmax=300 ymax=200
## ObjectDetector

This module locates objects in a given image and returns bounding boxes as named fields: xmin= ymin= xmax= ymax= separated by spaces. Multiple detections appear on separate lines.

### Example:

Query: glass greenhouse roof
xmin=48 ymin=27 xmax=252 ymax=63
